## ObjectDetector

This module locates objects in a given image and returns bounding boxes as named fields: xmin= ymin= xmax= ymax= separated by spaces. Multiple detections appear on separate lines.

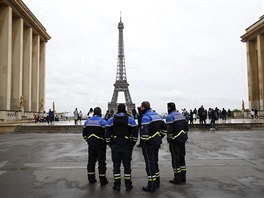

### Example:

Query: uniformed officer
xmin=105 ymin=104 xmax=138 ymax=192
xmin=166 ymin=102 xmax=188 ymax=184
xmin=82 ymin=107 xmax=108 ymax=186
xmin=140 ymin=101 xmax=167 ymax=192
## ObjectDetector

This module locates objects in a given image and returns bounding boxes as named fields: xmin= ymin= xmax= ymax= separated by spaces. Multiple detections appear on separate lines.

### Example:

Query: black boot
xmin=142 ymin=180 xmax=155 ymax=192
xmin=181 ymin=171 xmax=186 ymax=184
xmin=99 ymin=176 xmax=109 ymax=186
xmin=113 ymin=179 xmax=121 ymax=192
xmin=88 ymin=174 xmax=97 ymax=184
xmin=169 ymin=173 xmax=181 ymax=185
xmin=125 ymin=179 xmax=133 ymax=191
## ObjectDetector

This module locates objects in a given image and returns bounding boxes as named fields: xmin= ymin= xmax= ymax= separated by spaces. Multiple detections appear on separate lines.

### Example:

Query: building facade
xmin=0 ymin=0 xmax=50 ymax=121
xmin=241 ymin=16 xmax=264 ymax=111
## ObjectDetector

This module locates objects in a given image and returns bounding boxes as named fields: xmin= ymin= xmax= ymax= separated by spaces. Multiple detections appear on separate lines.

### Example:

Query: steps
xmin=0 ymin=123 xmax=263 ymax=133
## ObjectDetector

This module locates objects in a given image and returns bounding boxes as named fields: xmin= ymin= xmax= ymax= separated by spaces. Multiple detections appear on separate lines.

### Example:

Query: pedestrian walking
xmin=166 ymin=102 xmax=188 ymax=185
xmin=140 ymin=101 xmax=167 ymax=192
xmin=82 ymin=107 xmax=108 ymax=186
xmin=105 ymin=104 xmax=138 ymax=192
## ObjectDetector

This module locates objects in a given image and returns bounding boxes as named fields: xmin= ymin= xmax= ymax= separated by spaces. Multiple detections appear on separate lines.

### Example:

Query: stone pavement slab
xmin=0 ymin=131 xmax=263 ymax=198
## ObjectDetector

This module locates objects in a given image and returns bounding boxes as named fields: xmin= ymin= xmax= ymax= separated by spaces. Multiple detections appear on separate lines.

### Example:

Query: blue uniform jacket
xmin=140 ymin=109 xmax=167 ymax=146
xmin=83 ymin=115 xmax=107 ymax=147
xmin=166 ymin=111 xmax=188 ymax=143
xmin=105 ymin=113 xmax=138 ymax=148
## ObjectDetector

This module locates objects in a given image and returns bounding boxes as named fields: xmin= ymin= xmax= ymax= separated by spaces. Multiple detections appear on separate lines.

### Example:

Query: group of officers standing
xmin=82 ymin=101 xmax=188 ymax=192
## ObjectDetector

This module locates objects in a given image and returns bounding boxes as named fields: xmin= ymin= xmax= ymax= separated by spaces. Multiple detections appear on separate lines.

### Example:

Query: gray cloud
xmin=23 ymin=0 xmax=262 ymax=114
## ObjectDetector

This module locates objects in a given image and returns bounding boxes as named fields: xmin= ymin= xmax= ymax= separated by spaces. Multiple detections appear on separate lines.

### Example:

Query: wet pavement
xmin=0 ymin=130 xmax=263 ymax=198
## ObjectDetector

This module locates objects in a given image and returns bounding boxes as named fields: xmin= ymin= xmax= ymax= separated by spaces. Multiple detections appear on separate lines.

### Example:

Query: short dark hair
xmin=117 ymin=104 xmax=126 ymax=113
xmin=93 ymin=107 xmax=102 ymax=116
xmin=167 ymin=102 xmax=176 ymax=110
xmin=141 ymin=101 xmax=150 ymax=109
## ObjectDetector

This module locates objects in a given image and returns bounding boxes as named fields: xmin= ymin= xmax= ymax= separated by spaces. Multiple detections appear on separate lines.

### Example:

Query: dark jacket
xmin=105 ymin=112 xmax=138 ymax=151
xmin=166 ymin=110 xmax=188 ymax=144
xmin=140 ymin=109 xmax=167 ymax=146
xmin=83 ymin=115 xmax=107 ymax=148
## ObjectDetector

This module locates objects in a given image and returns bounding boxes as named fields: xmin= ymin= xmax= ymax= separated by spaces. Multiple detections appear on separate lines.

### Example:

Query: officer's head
xmin=167 ymin=102 xmax=176 ymax=114
xmin=141 ymin=101 xmax=151 ymax=113
xmin=93 ymin=107 xmax=102 ymax=117
xmin=117 ymin=104 xmax=126 ymax=113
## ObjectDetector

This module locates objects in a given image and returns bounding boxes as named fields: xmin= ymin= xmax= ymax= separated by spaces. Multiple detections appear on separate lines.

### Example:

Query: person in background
xmin=48 ymin=109 xmax=54 ymax=124
xmin=79 ymin=110 xmax=83 ymax=124
xmin=189 ymin=109 xmax=194 ymax=125
xmin=73 ymin=108 xmax=78 ymax=125
xmin=254 ymin=109 xmax=258 ymax=119
xmin=250 ymin=109 xmax=255 ymax=119
xmin=222 ymin=108 xmax=227 ymax=120
xmin=87 ymin=108 xmax=93 ymax=118
xmin=104 ymin=110 xmax=111 ymax=121
xmin=132 ymin=107 xmax=137 ymax=119
xmin=210 ymin=108 xmax=217 ymax=131
xmin=227 ymin=109 xmax=232 ymax=119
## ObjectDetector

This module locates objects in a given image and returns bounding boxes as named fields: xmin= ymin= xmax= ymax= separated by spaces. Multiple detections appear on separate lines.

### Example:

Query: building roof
xmin=1 ymin=0 xmax=51 ymax=42
xmin=241 ymin=15 xmax=264 ymax=42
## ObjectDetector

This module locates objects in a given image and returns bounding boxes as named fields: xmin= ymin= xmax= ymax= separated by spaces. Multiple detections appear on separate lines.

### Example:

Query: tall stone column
xmin=23 ymin=26 xmax=32 ymax=112
xmin=0 ymin=5 xmax=12 ymax=110
xmin=39 ymin=41 xmax=46 ymax=112
xmin=31 ymin=34 xmax=40 ymax=112
xmin=246 ymin=40 xmax=259 ymax=110
xmin=11 ymin=17 xmax=23 ymax=110
xmin=257 ymin=34 xmax=264 ymax=110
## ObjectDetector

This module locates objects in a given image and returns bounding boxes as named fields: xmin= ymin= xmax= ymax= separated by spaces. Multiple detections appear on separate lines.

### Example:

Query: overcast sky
xmin=23 ymin=0 xmax=263 ymax=114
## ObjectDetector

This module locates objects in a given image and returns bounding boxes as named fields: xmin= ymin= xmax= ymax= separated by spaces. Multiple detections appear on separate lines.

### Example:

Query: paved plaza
xmin=0 ymin=130 xmax=263 ymax=198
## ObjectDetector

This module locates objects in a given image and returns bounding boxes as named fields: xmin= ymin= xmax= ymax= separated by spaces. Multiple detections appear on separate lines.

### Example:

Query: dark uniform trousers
xmin=111 ymin=144 xmax=132 ymax=186
xmin=142 ymin=144 xmax=160 ymax=187
xmin=169 ymin=142 xmax=186 ymax=180
xmin=87 ymin=144 xmax=107 ymax=182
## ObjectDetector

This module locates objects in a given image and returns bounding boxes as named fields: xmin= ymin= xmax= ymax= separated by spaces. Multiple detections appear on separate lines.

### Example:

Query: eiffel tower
xmin=108 ymin=16 xmax=135 ymax=113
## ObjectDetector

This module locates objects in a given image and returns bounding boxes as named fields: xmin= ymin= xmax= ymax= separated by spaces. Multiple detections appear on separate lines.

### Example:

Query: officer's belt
xmin=171 ymin=130 xmax=186 ymax=140
xmin=87 ymin=134 xmax=104 ymax=140
xmin=140 ymin=131 xmax=161 ymax=140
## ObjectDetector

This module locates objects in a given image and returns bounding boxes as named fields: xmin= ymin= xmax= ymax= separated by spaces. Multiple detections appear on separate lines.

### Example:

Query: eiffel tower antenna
xmin=108 ymin=16 xmax=135 ymax=113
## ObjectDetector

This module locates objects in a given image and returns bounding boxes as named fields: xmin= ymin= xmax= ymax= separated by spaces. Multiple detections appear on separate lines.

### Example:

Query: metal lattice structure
xmin=108 ymin=17 xmax=135 ymax=113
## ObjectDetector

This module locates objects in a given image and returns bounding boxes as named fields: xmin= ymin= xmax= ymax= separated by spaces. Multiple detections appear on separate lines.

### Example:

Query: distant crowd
xmin=72 ymin=105 xmax=234 ymax=131
xmin=33 ymin=105 xmax=260 ymax=125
